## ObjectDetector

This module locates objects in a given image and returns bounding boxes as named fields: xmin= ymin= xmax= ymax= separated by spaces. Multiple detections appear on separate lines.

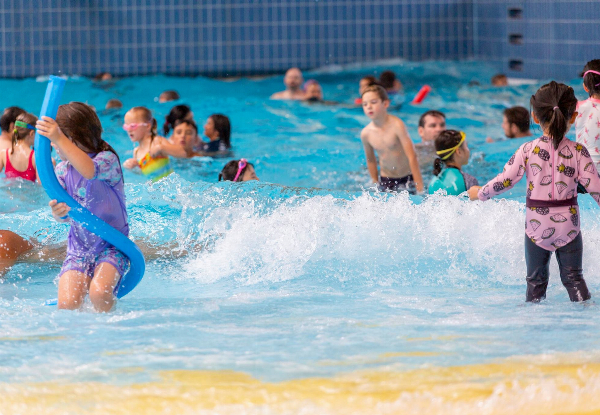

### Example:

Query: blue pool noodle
xmin=35 ymin=76 xmax=145 ymax=303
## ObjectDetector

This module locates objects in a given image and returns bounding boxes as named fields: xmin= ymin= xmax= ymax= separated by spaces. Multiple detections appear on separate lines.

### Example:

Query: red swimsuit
xmin=5 ymin=149 xmax=36 ymax=182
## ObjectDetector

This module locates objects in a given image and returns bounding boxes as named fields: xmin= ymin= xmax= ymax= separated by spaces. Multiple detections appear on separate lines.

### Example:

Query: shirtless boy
xmin=270 ymin=68 xmax=306 ymax=100
xmin=360 ymin=85 xmax=424 ymax=193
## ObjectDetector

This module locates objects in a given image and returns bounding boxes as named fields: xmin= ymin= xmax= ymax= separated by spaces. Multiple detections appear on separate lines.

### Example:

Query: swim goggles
xmin=232 ymin=158 xmax=247 ymax=182
xmin=122 ymin=122 xmax=149 ymax=131
xmin=436 ymin=131 xmax=465 ymax=160
xmin=583 ymin=70 xmax=600 ymax=87
xmin=14 ymin=120 xmax=35 ymax=130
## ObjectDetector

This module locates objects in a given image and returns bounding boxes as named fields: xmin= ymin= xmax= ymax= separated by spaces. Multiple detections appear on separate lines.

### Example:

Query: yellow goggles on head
xmin=436 ymin=131 xmax=465 ymax=160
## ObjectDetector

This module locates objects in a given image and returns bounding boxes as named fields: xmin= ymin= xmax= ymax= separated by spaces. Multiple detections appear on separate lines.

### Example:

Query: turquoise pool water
xmin=2 ymin=60 xmax=600 ymax=413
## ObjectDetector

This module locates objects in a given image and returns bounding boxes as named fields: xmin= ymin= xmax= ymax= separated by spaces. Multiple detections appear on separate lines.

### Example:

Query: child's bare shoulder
xmin=361 ymin=122 xmax=374 ymax=137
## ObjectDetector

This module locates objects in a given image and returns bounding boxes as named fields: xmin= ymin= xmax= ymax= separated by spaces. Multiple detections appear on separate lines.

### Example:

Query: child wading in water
xmin=360 ymin=85 xmax=424 ymax=193
xmin=428 ymin=130 xmax=478 ymax=195
xmin=575 ymin=59 xmax=600 ymax=168
xmin=469 ymin=82 xmax=600 ymax=302
xmin=37 ymin=102 xmax=130 ymax=312
xmin=122 ymin=106 xmax=176 ymax=181
xmin=0 ymin=112 xmax=39 ymax=182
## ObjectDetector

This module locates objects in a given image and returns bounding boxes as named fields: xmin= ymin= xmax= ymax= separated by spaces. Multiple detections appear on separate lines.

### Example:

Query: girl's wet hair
xmin=432 ymin=130 xmax=463 ymax=176
xmin=130 ymin=106 xmax=158 ymax=143
xmin=164 ymin=104 xmax=191 ymax=136
xmin=582 ymin=59 xmax=600 ymax=97
xmin=210 ymin=114 xmax=231 ymax=149
xmin=530 ymin=81 xmax=577 ymax=150
xmin=173 ymin=118 xmax=198 ymax=133
xmin=11 ymin=112 xmax=37 ymax=154
xmin=56 ymin=102 xmax=119 ymax=162
xmin=1 ymin=106 xmax=26 ymax=133
xmin=218 ymin=159 xmax=253 ymax=182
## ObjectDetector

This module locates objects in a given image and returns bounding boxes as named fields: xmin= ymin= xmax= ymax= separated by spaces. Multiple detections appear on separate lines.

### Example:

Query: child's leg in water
xmin=58 ymin=270 xmax=91 ymax=310
xmin=555 ymin=233 xmax=590 ymax=302
xmin=524 ymin=235 xmax=552 ymax=302
xmin=89 ymin=262 xmax=121 ymax=312
xmin=0 ymin=230 xmax=34 ymax=276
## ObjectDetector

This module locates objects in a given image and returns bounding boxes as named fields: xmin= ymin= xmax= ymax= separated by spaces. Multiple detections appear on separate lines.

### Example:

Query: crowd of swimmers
xmin=2 ymin=59 xmax=600 ymax=311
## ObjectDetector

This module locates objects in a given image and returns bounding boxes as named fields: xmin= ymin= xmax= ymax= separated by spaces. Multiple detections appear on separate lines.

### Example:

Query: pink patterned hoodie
xmin=478 ymin=136 xmax=600 ymax=251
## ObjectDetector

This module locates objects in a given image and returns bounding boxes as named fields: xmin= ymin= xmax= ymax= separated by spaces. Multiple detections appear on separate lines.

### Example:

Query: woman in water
xmin=469 ymin=81 xmax=600 ymax=302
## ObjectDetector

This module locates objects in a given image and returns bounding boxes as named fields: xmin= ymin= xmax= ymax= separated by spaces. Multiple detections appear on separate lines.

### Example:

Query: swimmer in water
xmin=469 ymin=81 xmax=600 ymax=302
xmin=159 ymin=90 xmax=180 ymax=103
xmin=355 ymin=75 xmax=378 ymax=105
xmin=0 ymin=112 xmax=40 ymax=183
xmin=0 ymin=106 xmax=26 ymax=151
xmin=360 ymin=85 xmax=424 ymax=193
xmin=270 ymin=68 xmax=306 ymax=100
xmin=415 ymin=110 xmax=447 ymax=169
xmin=486 ymin=106 xmax=532 ymax=143
xmin=218 ymin=159 xmax=259 ymax=182
xmin=428 ymin=130 xmax=478 ymax=195
xmin=195 ymin=114 xmax=232 ymax=156
xmin=0 ymin=229 xmax=197 ymax=278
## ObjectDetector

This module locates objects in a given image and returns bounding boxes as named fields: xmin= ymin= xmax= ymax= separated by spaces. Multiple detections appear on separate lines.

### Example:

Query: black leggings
xmin=525 ymin=233 xmax=590 ymax=302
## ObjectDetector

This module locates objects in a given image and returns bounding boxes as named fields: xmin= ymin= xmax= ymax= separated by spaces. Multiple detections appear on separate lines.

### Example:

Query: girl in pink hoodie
xmin=469 ymin=82 xmax=600 ymax=302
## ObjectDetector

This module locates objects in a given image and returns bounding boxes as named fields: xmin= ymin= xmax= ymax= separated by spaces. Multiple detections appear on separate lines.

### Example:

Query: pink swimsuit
xmin=478 ymin=136 xmax=600 ymax=251
xmin=4 ymin=149 xmax=36 ymax=182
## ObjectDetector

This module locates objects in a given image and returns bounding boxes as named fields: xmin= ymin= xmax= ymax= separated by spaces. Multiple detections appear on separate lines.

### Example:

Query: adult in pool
xmin=0 ymin=229 xmax=196 ymax=278
xmin=428 ymin=130 xmax=478 ymax=195
xmin=415 ymin=110 xmax=446 ymax=169
xmin=218 ymin=159 xmax=259 ymax=182
xmin=360 ymin=85 xmax=424 ymax=194
xmin=270 ymin=68 xmax=306 ymax=101
xmin=486 ymin=106 xmax=532 ymax=143
xmin=468 ymin=81 xmax=600 ymax=302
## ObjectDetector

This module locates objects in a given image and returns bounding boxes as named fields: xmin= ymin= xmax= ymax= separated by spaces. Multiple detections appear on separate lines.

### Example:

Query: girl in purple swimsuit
xmin=469 ymin=82 xmax=600 ymax=302
xmin=37 ymin=102 xmax=129 ymax=312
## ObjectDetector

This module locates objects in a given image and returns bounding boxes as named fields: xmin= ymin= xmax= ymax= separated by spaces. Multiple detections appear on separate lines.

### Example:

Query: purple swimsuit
xmin=478 ymin=136 xmax=600 ymax=251
xmin=56 ymin=151 xmax=129 ymax=278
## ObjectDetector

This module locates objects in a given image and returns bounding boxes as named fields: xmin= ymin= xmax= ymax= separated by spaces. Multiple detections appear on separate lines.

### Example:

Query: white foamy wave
xmin=183 ymin=192 xmax=600 ymax=287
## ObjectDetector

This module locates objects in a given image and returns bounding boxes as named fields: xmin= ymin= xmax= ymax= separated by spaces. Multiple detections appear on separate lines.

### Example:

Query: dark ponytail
xmin=432 ymin=130 xmax=463 ymax=175
xmin=164 ymin=104 xmax=192 ymax=136
xmin=530 ymin=81 xmax=577 ymax=150
xmin=432 ymin=158 xmax=443 ymax=176
xmin=210 ymin=114 xmax=231 ymax=149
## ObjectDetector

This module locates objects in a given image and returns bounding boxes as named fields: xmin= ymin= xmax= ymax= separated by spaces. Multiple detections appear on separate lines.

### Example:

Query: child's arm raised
xmin=395 ymin=119 xmax=424 ymax=193
xmin=153 ymin=137 xmax=189 ymax=159
xmin=474 ymin=145 xmax=526 ymax=201
xmin=36 ymin=117 xmax=95 ymax=179
xmin=361 ymin=129 xmax=379 ymax=183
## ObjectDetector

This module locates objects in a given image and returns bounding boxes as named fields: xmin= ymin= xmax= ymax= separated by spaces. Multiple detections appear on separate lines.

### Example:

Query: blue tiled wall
xmin=0 ymin=0 xmax=474 ymax=78
xmin=474 ymin=0 xmax=600 ymax=80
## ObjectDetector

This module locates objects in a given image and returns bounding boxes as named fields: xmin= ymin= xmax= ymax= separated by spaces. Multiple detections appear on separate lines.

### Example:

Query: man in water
xmin=486 ymin=106 xmax=532 ymax=142
xmin=360 ymin=85 xmax=424 ymax=193
xmin=271 ymin=68 xmax=306 ymax=100
xmin=415 ymin=110 xmax=446 ymax=169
